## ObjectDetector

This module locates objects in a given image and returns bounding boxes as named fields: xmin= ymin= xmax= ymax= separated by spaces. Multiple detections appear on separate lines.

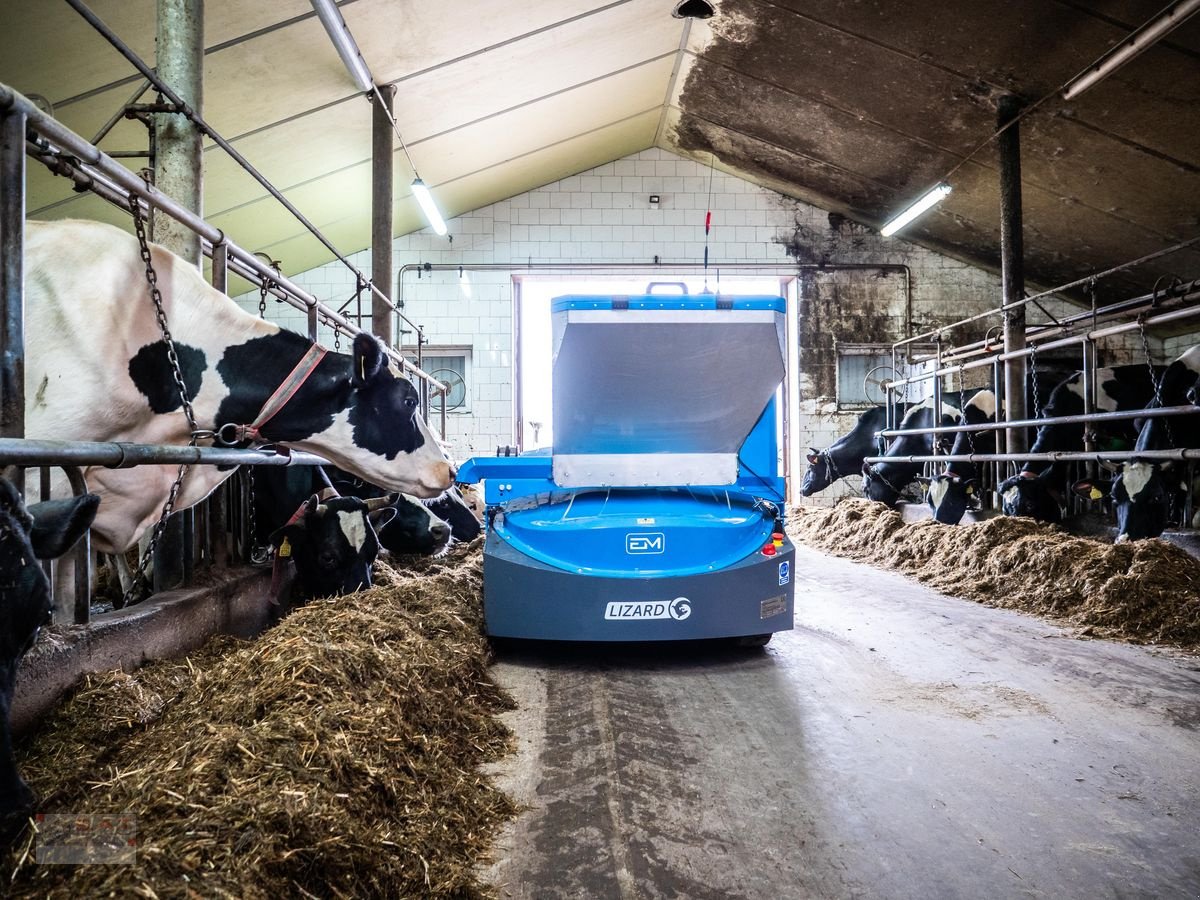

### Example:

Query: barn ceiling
xmin=2 ymin=0 xmax=1198 ymax=302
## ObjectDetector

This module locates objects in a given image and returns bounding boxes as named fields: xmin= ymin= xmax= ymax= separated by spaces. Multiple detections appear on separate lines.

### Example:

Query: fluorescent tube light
xmin=1062 ymin=0 xmax=1200 ymax=100
xmin=309 ymin=0 xmax=373 ymax=93
xmin=880 ymin=183 xmax=952 ymax=237
xmin=411 ymin=178 xmax=447 ymax=236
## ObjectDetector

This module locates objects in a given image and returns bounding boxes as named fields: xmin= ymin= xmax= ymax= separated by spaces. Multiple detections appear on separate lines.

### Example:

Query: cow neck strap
xmin=217 ymin=344 xmax=328 ymax=445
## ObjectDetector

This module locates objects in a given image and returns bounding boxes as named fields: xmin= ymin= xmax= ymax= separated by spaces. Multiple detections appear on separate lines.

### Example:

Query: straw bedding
xmin=789 ymin=499 xmax=1200 ymax=647
xmin=5 ymin=540 xmax=517 ymax=898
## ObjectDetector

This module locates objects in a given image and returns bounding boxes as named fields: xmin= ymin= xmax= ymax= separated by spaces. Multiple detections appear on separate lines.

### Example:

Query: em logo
xmin=626 ymin=532 xmax=665 ymax=554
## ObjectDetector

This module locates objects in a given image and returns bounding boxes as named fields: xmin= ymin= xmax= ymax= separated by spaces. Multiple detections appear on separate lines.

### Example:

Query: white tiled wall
xmin=236 ymin=147 xmax=1156 ymax=498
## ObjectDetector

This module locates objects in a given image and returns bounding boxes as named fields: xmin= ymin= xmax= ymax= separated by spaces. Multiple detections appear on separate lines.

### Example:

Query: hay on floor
xmin=6 ymin=540 xmax=516 ymax=899
xmin=789 ymin=499 xmax=1200 ymax=648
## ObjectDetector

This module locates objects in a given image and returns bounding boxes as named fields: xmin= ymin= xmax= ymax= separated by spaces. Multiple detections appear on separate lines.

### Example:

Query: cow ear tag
xmin=1089 ymin=487 xmax=1103 ymax=501
xmin=966 ymin=486 xmax=974 ymax=495
xmin=278 ymin=537 xmax=292 ymax=558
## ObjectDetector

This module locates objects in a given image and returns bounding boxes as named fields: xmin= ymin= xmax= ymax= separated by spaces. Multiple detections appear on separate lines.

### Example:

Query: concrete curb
xmin=12 ymin=567 xmax=273 ymax=734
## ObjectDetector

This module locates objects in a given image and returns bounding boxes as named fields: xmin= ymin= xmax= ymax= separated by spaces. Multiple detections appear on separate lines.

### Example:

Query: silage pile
xmin=5 ymin=541 xmax=517 ymax=898
xmin=789 ymin=499 xmax=1200 ymax=647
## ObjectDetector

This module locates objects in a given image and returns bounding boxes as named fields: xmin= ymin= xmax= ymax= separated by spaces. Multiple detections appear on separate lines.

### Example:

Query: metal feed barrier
xmin=0 ymin=76 xmax=452 ymax=623
xmin=866 ymin=262 xmax=1200 ymax=524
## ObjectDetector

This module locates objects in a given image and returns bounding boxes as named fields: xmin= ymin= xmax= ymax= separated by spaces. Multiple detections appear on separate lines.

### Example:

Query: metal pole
xmin=372 ymin=83 xmax=395 ymax=346
xmin=876 ymin=403 xmax=1200 ymax=438
xmin=152 ymin=0 xmax=204 ymax=593
xmin=863 ymin=448 xmax=1200 ymax=465
xmin=0 ymin=107 xmax=26 ymax=471
xmin=0 ymin=438 xmax=330 ymax=467
xmin=999 ymin=94 xmax=1028 ymax=456
xmin=209 ymin=241 xmax=230 ymax=567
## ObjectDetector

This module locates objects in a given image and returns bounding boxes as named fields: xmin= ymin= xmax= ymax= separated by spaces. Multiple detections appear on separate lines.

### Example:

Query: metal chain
xmin=1029 ymin=342 xmax=1041 ymax=419
xmin=258 ymin=279 xmax=268 ymax=318
xmin=1136 ymin=314 xmax=1173 ymax=446
xmin=121 ymin=192 xmax=202 ymax=605
xmin=129 ymin=193 xmax=200 ymax=437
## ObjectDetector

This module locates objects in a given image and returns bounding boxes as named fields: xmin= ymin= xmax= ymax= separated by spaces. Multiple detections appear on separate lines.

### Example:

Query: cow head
xmin=238 ymin=334 xmax=454 ymax=500
xmin=269 ymin=491 xmax=395 ymax=599
xmin=861 ymin=461 xmax=901 ymax=506
xmin=1074 ymin=461 xmax=1172 ymax=542
xmin=800 ymin=448 xmax=831 ymax=496
xmin=378 ymin=494 xmax=452 ymax=556
xmin=424 ymin=487 xmax=483 ymax=543
xmin=923 ymin=472 xmax=978 ymax=525
xmin=0 ymin=479 xmax=98 ymax=826
xmin=998 ymin=467 xmax=1063 ymax=523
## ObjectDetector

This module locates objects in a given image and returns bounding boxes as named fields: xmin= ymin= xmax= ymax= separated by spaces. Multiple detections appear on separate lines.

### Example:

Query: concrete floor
xmin=482 ymin=545 xmax=1200 ymax=899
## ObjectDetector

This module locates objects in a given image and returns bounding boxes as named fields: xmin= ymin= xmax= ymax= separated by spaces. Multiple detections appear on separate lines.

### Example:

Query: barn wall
xmin=237 ymin=148 xmax=1158 ymax=503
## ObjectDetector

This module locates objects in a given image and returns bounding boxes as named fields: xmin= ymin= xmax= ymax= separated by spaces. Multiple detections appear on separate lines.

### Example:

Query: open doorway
xmin=514 ymin=276 xmax=796 ymax=479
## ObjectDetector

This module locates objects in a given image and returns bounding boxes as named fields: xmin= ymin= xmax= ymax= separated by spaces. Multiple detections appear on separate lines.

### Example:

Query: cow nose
xmin=432 ymin=523 xmax=450 ymax=541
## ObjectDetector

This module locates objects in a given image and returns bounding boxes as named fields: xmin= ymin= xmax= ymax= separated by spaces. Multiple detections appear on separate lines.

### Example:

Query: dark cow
xmin=267 ymin=488 xmax=395 ymax=601
xmin=801 ymin=403 xmax=909 ymax=496
xmin=924 ymin=370 xmax=1074 ymax=525
xmin=26 ymin=219 xmax=453 ymax=555
xmin=0 ymin=479 xmax=98 ymax=829
xmin=998 ymin=365 xmax=1163 ymax=523
xmin=922 ymin=390 xmax=997 ymax=524
xmin=1073 ymin=347 xmax=1200 ymax=541
xmin=325 ymin=467 xmax=476 ymax=548
xmin=254 ymin=466 xmax=449 ymax=598
xmin=862 ymin=393 xmax=977 ymax=506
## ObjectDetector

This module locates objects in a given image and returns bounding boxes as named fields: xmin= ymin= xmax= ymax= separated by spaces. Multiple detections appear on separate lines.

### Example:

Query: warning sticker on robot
xmin=604 ymin=597 xmax=692 ymax=621
xmin=778 ymin=561 xmax=790 ymax=586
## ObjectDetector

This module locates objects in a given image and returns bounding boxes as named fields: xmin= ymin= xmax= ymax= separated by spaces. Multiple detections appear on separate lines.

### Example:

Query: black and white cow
xmin=1073 ymin=347 xmax=1200 ymax=541
xmin=266 ymin=488 xmax=396 ymax=601
xmin=921 ymin=390 xmax=997 ymax=524
xmin=861 ymin=393 xmax=979 ymax=506
xmin=254 ymin=466 xmax=450 ymax=599
xmin=801 ymin=403 xmax=909 ymax=496
xmin=998 ymin=365 xmax=1163 ymax=523
xmin=923 ymin=370 xmax=1075 ymax=525
xmin=25 ymin=220 xmax=454 ymax=556
xmin=0 ymin=479 xmax=98 ymax=829
xmin=325 ymin=467 xmax=478 ymax=548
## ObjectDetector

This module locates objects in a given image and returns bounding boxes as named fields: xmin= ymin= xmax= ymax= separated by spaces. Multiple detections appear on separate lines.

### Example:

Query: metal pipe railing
xmin=61 ymin=0 xmax=432 ymax=341
xmin=929 ymin=279 xmax=1200 ymax=366
xmin=876 ymin=404 xmax=1200 ymax=438
xmin=0 ymin=438 xmax=330 ymax=468
xmin=864 ymin=448 xmax=1200 ymax=465
xmin=893 ymin=233 xmax=1200 ymax=350
xmin=5 ymin=82 xmax=447 ymax=397
xmin=883 ymin=299 xmax=1200 ymax=391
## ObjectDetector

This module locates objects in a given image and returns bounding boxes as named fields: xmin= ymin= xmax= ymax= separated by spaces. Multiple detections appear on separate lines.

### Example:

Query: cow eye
xmin=403 ymin=396 xmax=417 ymax=411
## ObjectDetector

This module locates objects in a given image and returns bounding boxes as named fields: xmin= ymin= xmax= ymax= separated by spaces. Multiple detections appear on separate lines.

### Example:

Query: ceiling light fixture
xmin=1062 ymin=0 xmax=1200 ymax=100
xmin=309 ymin=0 xmax=373 ymax=93
xmin=880 ymin=183 xmax=952 ymax=237
xmin=310 ymin=0 xmax=448 ymax=237
xmin=411 ymin=178 xmax=448 ymax=236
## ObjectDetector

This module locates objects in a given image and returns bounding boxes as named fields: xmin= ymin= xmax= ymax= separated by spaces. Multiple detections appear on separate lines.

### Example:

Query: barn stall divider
xmin=867 ymin=254 xmax=1200 ymax=527
xmin=0 ymin=78 xmax=454 ymax=723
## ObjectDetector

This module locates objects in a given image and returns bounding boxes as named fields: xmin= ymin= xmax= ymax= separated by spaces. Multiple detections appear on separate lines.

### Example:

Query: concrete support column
xmin=999 ymin=94 xmax=1028 ymax=456
xmin=153 ymin=0 xmax=204 ymax=593
xmin=372 ymin=83 xmax=396 ymax=346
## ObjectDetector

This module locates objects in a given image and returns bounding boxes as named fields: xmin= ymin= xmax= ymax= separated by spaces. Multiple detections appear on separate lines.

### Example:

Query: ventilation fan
xmin=862 ymin=364 xmax=899 ymax=405
xmin=430 ymin=368 xmax=467 ymax=411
